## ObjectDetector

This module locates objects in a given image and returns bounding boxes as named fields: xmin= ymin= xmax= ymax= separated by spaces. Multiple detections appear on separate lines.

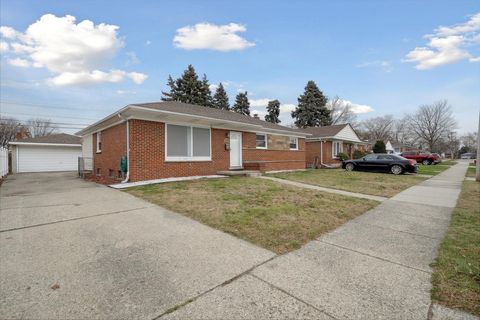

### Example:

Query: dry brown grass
xmin=126 ymin=177 xmax=377 ymax=254
xmin=431 ymin=181 xmax=480 ymax=315
xmin=270 ymin=169 xmax=427 ymax=197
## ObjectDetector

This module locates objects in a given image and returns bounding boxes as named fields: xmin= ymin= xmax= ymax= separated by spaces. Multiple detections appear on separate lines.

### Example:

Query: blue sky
xmin=0 ymin=0 xmax=479 ymax=134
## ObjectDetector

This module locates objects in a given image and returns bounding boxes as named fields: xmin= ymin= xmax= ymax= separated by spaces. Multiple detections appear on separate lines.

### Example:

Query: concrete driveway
xmin=0 ymin=172 xmax=277 ymax=319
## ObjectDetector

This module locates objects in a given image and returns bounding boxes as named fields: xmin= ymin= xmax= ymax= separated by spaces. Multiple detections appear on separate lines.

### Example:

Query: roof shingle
xmin=12 ymin=133 xmax=81 ymax=144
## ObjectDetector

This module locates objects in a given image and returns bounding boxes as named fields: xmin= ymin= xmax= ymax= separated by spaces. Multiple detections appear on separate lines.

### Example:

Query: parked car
xmin=400 ymin=151 xmax=439 ymax=165
xmin=460 ymin=153 xmax=476 ymax=159
xmin=342 ymin=153 xmax=417 ymax=175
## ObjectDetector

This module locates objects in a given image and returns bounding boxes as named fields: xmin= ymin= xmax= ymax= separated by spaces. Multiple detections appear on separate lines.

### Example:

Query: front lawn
xmin=440 ymin=160 xmax=457 ymax=166
xmin=431 ymin=181 xmax=480 ymax=315
xmin=417 ymin=164 xmax=450 ymax=176
xmin=466 ymin=165 xmax=476 ymax=178
xmin=127 ymin=177 xmax=377 ymax=254
xmin=269 ymin=169 xmax=427 ymax=197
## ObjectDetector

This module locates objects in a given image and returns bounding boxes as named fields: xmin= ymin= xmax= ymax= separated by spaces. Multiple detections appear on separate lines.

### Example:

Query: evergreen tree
xmin=161 ymin=65 xmax=213 ymax=106
xmin=373 ymin=140 xmax=387 ymax=153
xmin=291 ymin=81 xmax=331 ymax=128
xmin=199 ymin=74 xmax=214 ymax=107
xmin=212 ymin=83 xmax=230 ymax=110
xmin=161 ymin=75 xmax=178 ymax=101
xmin=265 ymin=99 xmax=281 ymax=123
xmin=232 ymin=91 xmax=250 ymax=116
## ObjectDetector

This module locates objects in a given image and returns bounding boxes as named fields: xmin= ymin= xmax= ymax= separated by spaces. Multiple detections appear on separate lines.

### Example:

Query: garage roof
xmin=10 ymin=133 xmax=81 ymax=146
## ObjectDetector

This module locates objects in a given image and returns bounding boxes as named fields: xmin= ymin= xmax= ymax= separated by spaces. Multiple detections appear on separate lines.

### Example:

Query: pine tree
xmin=161 ymin=75 xmax=178 ymax=101
xmin=212 ymin=83 xmax=230 ymax=110
xmin=232 ymin=91 xmax=250 ymax=116
xmin=265 ymin=99 xmax=281 ymax=123
xmin=161 ymin=65 xmax=213 ymax=106
xmin=373 ymin=140 xmax=387 ymax=153
xmin=291 ymin=81 xmax=331 ymax=128
xmin=198 ymin=74 xmax=213 ymax=107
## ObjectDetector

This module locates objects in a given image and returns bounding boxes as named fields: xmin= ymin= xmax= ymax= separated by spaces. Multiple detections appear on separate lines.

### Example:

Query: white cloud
xmin=404 ymin=12 xmax=480 ymax=69
xmin=249 ymin=98 xmax=270 ymax=108
xmin=356 ymin=60 xmax=393 ymax=73
xmin=280 ymin=103 xmax=296 ymax=113
xmin=0 ymin=41 xmax=9 ymax=52
xmin=1 ymin=14 xmax=148 ymax=86
xmin=0 ymin=26 xmax=21 ymax=39
xmin=126 ymin=51 xmax=140 ymax=65
xmin=334 ymin=99 xmax=374 ymax=114
xmin=127 ymin=72 xmax=148 ymax=84
xmin=173 ymin=22 xmax=255 ymax=51
xmin=117 ymin=89 xmax=136 ymax=95
xmin=145 ymin=40 xmax=152 ymax=45
xmin=8 ymin=58 xmax=31 ymax=67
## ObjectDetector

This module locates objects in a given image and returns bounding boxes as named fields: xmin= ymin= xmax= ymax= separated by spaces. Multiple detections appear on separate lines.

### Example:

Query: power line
xmin=0 ymin=111 xmax=97 ymax=121
xmin=0 ymin=119 xmax=89 ymax=126
xmin=0 ymin=100 xmax=118 ymax=113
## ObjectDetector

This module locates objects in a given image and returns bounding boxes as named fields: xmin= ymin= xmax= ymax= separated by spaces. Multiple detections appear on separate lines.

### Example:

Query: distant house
xmin=303 ymin=124 xmax=368 ymax=168
xmin=386 ymin=140 xmax=416 ymax=154
xmin=9 ymin=133 xmax=82 ymax=173
xmin=76 ymin=101 xmax=310 ymax=183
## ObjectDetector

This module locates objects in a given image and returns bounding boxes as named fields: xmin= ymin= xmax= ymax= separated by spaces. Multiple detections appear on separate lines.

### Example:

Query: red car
xmin=400 ymin=151 xmax=439 ymax=165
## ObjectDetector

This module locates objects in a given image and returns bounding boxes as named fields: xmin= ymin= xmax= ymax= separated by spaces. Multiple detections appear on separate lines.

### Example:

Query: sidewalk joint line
xmin=351 ymin=220 xmax=444 ymax=240
xmin=152 ymin=255 xmax=278 ymax=320
xmin=0 ymin=206 xmax=151 ymax=233
xmin=250 ymin=273 xmax=340 ymax=320
xmin=317 ymin=239 xmax=431 ymax=274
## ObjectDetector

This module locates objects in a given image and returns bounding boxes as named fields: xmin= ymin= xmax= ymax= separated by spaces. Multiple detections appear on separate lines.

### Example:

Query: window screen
xmin=289 ymin=137 xmax=298 ymax=149
xmin=167 ymin=125 xmax=190 ymax=157
xmin=256 ymin=134 xmax=266 ymax=148
xmin=192 ymin=127 xmax=210 ymax=157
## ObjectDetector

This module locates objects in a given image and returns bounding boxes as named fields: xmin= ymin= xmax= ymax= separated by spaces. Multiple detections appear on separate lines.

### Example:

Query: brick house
xmin=76 ymin=101 xmax=310 ymax=183
xmin=303 ymin=124 xmax=368 ymax=168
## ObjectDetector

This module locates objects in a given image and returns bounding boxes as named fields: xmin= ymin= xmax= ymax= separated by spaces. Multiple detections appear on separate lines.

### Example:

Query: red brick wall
xmin=242 ymin=132 xmax=306 ymax=171
xmin=128 ymin=120 xmax=230 ymax=181
xmin=92 ymin=123 xmax=127 ymax=183
xmin=305 ymin=140 xmax=342 ymax=167
xmin=92 ymin=120 xmax=308 ymax=182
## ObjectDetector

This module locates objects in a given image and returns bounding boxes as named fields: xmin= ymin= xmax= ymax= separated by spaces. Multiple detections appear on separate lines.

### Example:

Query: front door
xmin=229 ymin=131 xmax=242 ymax=169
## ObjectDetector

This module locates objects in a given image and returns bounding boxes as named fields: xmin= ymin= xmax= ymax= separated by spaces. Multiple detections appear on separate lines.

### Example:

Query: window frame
xmin=332 ymin=141 xmax=343 ymax=158
xmin=96 ymin=131 xmax=102 ymax=153
xmin=165 ymin=123 xmax=212 ymax=162
xmin=288 ymin=137 xmax=298 ymax=150
xmin=255 ymin=133 xmax=268 ymax=149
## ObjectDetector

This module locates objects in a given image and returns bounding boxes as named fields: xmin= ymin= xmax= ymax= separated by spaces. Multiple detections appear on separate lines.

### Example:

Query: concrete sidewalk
xmin=165 ymin=161 xmax=472 ymax=319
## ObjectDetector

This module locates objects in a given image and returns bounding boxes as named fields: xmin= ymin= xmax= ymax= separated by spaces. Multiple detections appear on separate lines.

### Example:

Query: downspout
xmin=320 ymin=139 xmax=335 ymax=169
xmin=118 ymin=114 xmax=130 ymax=183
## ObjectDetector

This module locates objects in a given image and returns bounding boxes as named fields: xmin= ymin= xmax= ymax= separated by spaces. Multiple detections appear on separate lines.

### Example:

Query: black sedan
xmin=342 ymin=154 xmax=418 ymax=175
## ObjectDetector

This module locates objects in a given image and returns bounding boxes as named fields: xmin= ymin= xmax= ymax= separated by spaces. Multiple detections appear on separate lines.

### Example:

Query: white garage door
xmin=18 ymin=145 xmax=82 ymax=173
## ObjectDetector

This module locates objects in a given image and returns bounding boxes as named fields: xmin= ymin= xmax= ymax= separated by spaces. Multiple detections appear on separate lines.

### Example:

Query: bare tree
xmin=326 ymin=96 xmax=357 ymax=125
xmin=0 ymin=117 xmax=23 ymax=147
xmin=359 ymin=115 xmax=394 ymax=142
xmin=392 ymin=117 xmax=413 ymax=145
xmin=438 ymin=131 xmax=460 ymax=158
xmin=406 ymin=100 xmax=457 ymax=152
xmin=460 ymin=132 xmax=477 ymax=152
xmin=26 ymin=118 xmax=57 ymax=137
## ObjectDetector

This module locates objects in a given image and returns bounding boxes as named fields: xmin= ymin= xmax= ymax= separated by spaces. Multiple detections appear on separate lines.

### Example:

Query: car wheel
xmin=422 ymin=159 xmax=431 ymax=165
xmin=345 ymin=163 xmax=355 ymax=171
xmin=391 ymin=165 xmax=403 ymax=175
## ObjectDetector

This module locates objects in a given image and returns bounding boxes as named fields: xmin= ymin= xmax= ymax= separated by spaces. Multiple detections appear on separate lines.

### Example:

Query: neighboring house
xmin=386 ymin=140 xmax=416 ymax=154
xmin=76 ymin=101 xmax=310 ymax=183
xmin=9 ymin=133 xmax=82 ymax=173
xmin=303 ymin=124 xmax=366 ymax=168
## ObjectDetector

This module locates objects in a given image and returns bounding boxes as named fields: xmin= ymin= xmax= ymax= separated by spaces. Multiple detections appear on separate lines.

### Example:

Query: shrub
xmin=336 ymin=152 xmax=349 ymax=161
xmin=353 ymin=150 xmax=367 ymax=159
xmin=373 ymin=140 xmax=386 ymax=153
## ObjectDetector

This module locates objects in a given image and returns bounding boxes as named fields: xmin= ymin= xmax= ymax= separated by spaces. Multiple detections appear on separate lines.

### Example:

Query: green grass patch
xmin=417 ymin=164 xmax=450 ymax=176
xmin=126 ymin=177 xmax=377 ymax=254
xmin=466 ymin=167 xmax=476 ymax=178
xmin=431 ymin=181 xmax=480 ymax=315
xmin=441 ymin=160 xmax=457 ymax=166
xmin=269 ymin=169 xmax=427 ymax=197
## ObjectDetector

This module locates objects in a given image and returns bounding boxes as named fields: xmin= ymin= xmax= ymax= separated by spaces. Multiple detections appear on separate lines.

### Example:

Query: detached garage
xmin=10 ymin=134 xmax=82 ymax=173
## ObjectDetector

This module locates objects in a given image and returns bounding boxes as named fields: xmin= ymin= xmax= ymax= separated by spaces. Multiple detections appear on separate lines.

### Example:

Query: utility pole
xmin=476 ymin=111 xmax=480 ymax=181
